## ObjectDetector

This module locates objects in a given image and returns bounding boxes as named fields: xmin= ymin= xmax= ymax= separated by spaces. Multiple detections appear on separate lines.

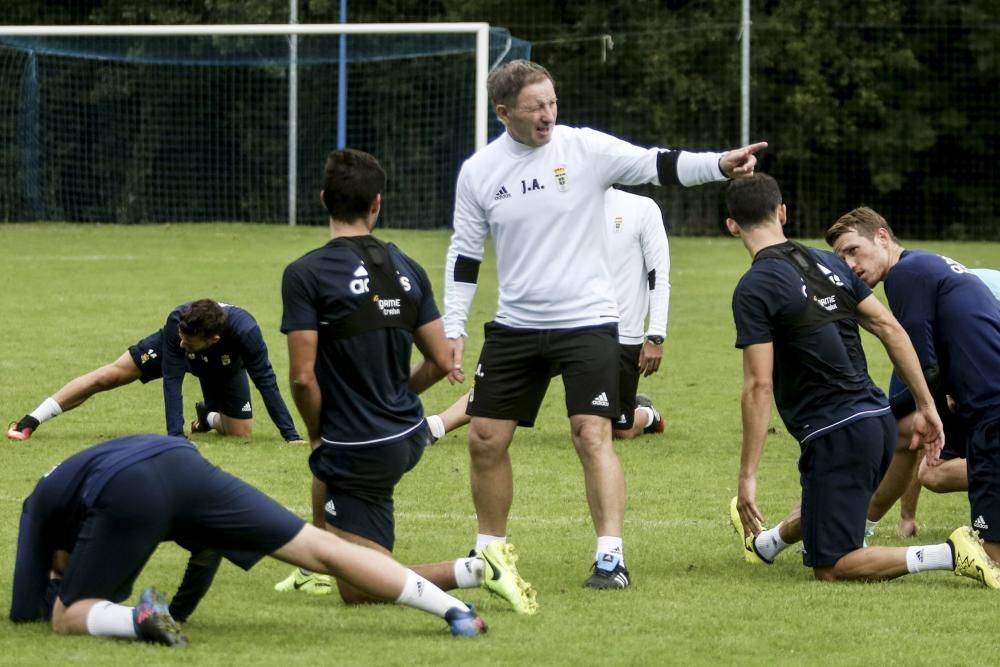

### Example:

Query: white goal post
xmin=0 ymin=23 xmax=493 ymax=226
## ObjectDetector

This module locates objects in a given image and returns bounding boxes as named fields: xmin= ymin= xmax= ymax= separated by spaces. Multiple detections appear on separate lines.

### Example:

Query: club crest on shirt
xmin=554 ymin=165 xmax=568 ymax=192
xmin=221 ymin=355 xmax=231 ymax=366
xmin=614 ymin=215 xmax=624 ymax=232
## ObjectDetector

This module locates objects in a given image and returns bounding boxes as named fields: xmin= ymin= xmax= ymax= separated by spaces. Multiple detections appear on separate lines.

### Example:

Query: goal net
xmin=0 ymin=24 xmax=530 ymax=227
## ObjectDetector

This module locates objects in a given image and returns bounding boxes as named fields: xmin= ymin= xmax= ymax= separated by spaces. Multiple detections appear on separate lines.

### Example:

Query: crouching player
xmin=9 ymin=434 xmax=487 ymax=646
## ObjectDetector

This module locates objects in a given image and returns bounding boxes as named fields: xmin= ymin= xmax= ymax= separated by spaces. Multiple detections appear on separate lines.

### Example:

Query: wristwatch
xmin=646 ymin=335 xmax=664 ymax=346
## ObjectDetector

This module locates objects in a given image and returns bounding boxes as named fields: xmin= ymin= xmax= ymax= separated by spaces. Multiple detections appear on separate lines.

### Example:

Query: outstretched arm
xmin=287 ymin=330 xmax=322 ymax=446
xmin=855 ymin=294 xmax=944 ymax=462
xmin=168 ymin=548 xmax=223 ymax=623
xmin=719 ymin=142 xmax=769 ymax=178
xmin=240 ymin=323 xmax=302 ymax=441
xmin=736 ymin=343 xmax=774 ymax=538
xmin=161 ymin=313 xmax=188 ymax=437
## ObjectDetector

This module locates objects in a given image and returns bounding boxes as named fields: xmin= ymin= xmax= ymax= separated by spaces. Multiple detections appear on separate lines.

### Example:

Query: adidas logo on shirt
xmin=350 ymin=264 xmax=371 ymax=294
xmin=241 ymin=401 xmax=252 ymax=413
xmin=591 ymin=392 xmax=610 ymax=407
xmin=494 ymin=185 xmax=511 ymax=201
xmin=974 ymin=515 xmax=990 ymax=531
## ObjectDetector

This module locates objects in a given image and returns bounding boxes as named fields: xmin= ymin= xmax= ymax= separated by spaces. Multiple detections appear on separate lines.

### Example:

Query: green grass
xmin=1 ymin=223 xmax=999 ymax=665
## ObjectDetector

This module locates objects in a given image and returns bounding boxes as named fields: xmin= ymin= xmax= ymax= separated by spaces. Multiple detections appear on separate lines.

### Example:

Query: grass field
xmin=1 ymin=223 xmax=999 ymax=666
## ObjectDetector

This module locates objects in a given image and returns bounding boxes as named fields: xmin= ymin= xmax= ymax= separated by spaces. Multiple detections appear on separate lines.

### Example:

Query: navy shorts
xmin=57 ymin=448 xmax=304 ymax=607
xmin=197 ymin=371 xmax=254 ymax=420
xmin=798 ymin=414 xmax=895 ymax=568
xmin=128 ymin=331 xmax=165 ymax=384
xmin=128 ymin=330 xmax=252 ymax=419
xmin=467 ymin=321 xmax=620 ymax=426
xmin=965 ymin=411 xmax=1000 ymax=542
xmin=308 ymin=427 xmax=429 ymax=551
xmin=940 ymin=409 xmax=968 ymax=461
xmin=892 ymin=386 xmax=967 ymax=460
xmin=615 ymin=343 xmax=643 ymax=430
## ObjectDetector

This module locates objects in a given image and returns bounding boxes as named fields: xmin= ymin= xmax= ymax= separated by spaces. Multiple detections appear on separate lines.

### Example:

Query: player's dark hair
xmin=726 ymin=173 xmax=782 ymax=229
xmin=825 ymin=206 xmax=899 ymax=246
xmin=321 ymin=149 xmax=386 ymax=221
xmin=487 ymin=59 xmax=555 ymax=108
xmin=178 ymin=299 xmax=226 ymax=339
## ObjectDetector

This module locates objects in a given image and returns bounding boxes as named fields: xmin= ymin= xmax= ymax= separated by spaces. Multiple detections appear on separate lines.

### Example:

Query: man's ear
xmin=725 ymin=217 xmax=741 ymax=237
xmin=495 ymin=104 xmax=509 ymax=125
xmin=777 ymin=203 xmax=787 ymax=227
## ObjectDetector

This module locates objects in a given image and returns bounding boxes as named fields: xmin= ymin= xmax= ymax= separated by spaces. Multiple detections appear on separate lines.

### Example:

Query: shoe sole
xmin=950 ymin=527 xmax=1000 ymax=589
xmin=584 ymin=573 xmax=630 ymax=589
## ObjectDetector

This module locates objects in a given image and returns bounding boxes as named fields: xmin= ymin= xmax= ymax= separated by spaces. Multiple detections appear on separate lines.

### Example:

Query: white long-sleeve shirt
xmin=444 ymin=125 xmax=720 ymax=336
xmin=605 ymin=189 xmax=669 ymax=345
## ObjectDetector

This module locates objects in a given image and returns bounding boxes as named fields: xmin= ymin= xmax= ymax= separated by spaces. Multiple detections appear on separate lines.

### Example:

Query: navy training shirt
xmin=732 ymin=245 xmax=889 ymax=443
xmin=160 ymin=303 xmax=299 ymax=439
xmin=10 ymin=435 xmax=194 ymax=622
xmin=281 ymin=237 xmax=440 ymax=446
xmin=885 ymin=250 xmax=1000 ymax=421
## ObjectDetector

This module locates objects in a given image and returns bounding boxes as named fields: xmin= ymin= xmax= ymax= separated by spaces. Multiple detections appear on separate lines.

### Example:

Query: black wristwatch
xmin=646 ymin=335 xmax=664 ymax=346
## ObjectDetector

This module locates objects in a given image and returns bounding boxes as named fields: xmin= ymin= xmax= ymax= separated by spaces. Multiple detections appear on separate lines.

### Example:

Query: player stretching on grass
xmin=826 ymin=209 xmax=1000 ymax=567
xmin=7 ymin=299 xmax=302 ymax=443
xmin=427 ymin=187 xmax=670 ymax=443
xmin=726 ymin=174 xmax=999 ymax=587
xmin=860 ymin=268 xmax=1000 ymax=539
xmin=444 ymin=59 xmax=765 ymax=589
xmin=9 ymin=434 xmax=487 ymax=646
xmin=274 ymin=149 xmax=536 ymax=614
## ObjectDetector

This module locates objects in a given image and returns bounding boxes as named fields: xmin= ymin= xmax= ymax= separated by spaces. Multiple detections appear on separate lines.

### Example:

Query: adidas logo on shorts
xmin=591 ymin=392 xmax=610 ymax=407
xmin=324 ymin=499 xmax=337 ymax=516
xmin=241 ymin=401 xmax=252 ymax=413
xmin=974 ymin=515 xmax=990 ymax=531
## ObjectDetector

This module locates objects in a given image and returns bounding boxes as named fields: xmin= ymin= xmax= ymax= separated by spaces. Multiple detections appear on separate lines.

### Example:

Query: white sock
xmin=85 ymin=601 xmax=138 ymax=638
xmin=395 ymin=570 xmax=469 ymax=617
xmin=752 ymin=524 xmax=789 ymax=561
xmin=207 ymin=412 xmax=222 ymax=430
xmin=474 ymin=534 xmax=505 ymax=554
xmin=635 ymin=406 xmax=655 ymax=429
xmin=865 ymin=519 xmax=879 ymax=535
xmin=453 ymin=557 xmax=484 ymax=588
xmin=426 ymin=414 xmax=446 ymax=441
xmin=906 ymin=544 xmax=954 ymax=573
xmin=30 ymin=397 xmax=63 ymax=424
xmin=596 ymin=536 xmax=624 ymax=563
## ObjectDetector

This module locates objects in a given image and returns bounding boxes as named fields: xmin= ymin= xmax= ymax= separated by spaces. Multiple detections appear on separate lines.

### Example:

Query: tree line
xmin=4 ymin=0 xmax=998 ymax=238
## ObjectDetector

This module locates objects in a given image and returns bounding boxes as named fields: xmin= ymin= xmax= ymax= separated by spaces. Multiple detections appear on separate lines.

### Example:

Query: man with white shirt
xmin=605 ymin=187 xmax=669 ymax=438
xmin=442 ymin=59 xmax=766 ymax=589
xmin=428 ymin=188 xmax=670 ymax=442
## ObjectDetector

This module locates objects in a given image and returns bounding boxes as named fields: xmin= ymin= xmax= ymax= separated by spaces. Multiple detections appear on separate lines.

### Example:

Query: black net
xmin=0 ymin=29 xmax=530 ymax=227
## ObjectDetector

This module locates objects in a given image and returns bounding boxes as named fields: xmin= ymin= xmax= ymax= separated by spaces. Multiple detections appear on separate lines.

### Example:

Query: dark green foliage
xmin=2 ymin=0 xmax=998 ymax=238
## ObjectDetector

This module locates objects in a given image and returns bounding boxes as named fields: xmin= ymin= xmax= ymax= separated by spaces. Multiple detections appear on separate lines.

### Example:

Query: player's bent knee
xmin=336 ymin=581 xmax=373 ymax=606
xmin=220 ymin=417 xmax=253 ymax=437
xmin=812 ymin=567 xmax=839 ymax=582
xmin=918 ymin=467 xmax=946 ymax=493
xmin=50 ymin=605 xmax=74 ymax=635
